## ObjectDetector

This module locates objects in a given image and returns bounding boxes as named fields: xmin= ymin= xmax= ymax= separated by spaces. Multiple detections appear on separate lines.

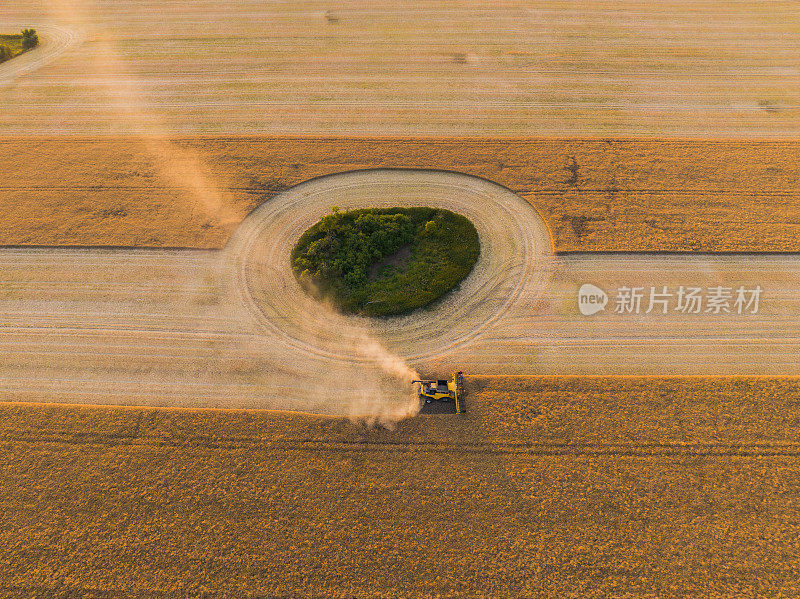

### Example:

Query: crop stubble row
xmin=4 ymin=0 xmax=800 ymax=137
xmin=1 ymin=137 xmax=799 ymax=252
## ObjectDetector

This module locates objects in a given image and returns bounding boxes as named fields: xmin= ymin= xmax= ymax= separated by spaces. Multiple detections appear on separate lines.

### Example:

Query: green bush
xmin=292 ymin=207 xmax=480 ymax=316
xmin=0 ymin=45 xmax=12 ymax=63
xmin=21 ymin=29 xmax=38 ymax=50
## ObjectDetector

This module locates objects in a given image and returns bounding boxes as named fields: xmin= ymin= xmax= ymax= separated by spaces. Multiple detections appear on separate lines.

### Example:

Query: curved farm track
xmin=226 ymin=169 xmax=553 ymax=364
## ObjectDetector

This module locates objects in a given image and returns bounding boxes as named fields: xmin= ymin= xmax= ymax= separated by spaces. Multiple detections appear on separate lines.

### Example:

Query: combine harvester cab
xmin=413 ymin=372 xmax=465 ymax=415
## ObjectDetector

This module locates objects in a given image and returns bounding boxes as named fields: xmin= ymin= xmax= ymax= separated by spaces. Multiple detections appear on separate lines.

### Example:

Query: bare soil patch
xmin=369 ymin=244 xmax=411 ymax=280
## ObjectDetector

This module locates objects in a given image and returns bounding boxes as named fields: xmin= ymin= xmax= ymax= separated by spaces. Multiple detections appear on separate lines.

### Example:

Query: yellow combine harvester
xmin=412 ymin=372 xmax=465 ymax=414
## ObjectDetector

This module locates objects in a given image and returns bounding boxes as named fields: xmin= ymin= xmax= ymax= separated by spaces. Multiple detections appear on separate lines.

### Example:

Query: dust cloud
xmin=44 ymin=0 xmax=238 ymax=228
xmin=22 ymin=0 xmax=421 ymax=421
xmin=216 ymin=275 xmax=422 ymax=423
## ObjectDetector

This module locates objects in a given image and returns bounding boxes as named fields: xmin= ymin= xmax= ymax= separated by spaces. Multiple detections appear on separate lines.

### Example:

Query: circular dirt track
xmin=225 ymin=169 xmax=553 ymax=366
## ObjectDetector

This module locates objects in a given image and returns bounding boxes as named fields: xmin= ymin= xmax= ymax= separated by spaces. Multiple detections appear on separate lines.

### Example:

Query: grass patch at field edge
xmin=0 ymin=30 xmax=38 ymax=62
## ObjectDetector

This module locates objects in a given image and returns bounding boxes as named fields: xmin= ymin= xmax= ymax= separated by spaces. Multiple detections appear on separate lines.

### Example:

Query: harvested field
xmin=3 ymin=376 xmax=800 ymax=597
xmin=0 ymin=23 xmax=81 ymax=84
xmin=2 ymin=1 xmax=800 ymax=137
xmin=2 ymin=169 xmax=800 ymax=417
xmin=2 ymin=137 xmax=800 ymax=252
xmin=2 ymin=1 xmax=800 ymax=595
xmin=0 ymin=170 xmax=550 ymax=412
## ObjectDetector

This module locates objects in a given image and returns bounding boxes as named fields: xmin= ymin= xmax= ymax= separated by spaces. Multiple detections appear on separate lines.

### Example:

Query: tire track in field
xmin=4 ymin=430 xmax=800 ymax=458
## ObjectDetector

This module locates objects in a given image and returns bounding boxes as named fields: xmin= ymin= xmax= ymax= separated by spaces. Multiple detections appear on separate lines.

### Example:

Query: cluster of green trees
xmin=294 ymin=209 xmax=415 ymax=289
xmin=22 ymin=29 xmax=39 ymax=49
xmin=292 ymin=206 xmax=480 ymax=316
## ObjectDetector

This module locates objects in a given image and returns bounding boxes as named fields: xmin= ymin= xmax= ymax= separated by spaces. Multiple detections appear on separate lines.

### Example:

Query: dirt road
xmin=1 ymin=170 xmax=799 ymax=414
xmin=2 ymin=1 xmax=799 ymax=136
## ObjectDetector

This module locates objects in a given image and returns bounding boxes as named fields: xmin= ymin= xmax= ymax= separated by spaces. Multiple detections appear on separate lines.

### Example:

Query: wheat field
xmin=3 ymin=0 xmax=800 ymax=596
xmin=3 ymin=377 xmax=800 ymax=597
xmin=1 ymin=137 xmax=799 ymax=252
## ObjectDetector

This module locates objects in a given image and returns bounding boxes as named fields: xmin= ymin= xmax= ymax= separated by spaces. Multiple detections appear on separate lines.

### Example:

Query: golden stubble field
xmin=3 ymin=376 xmax=800 ymax=597
xmin=3 ymin=0 xmax=800 ymax=137
xmin=2 ymin=0 xmax=799 ymax=595
xmin=2 ymin=137 xmax=800 ymax=252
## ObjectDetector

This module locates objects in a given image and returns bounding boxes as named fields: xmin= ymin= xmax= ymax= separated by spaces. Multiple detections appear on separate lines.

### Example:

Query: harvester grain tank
xmin=412 ymin=371 xmax=465 ymax=414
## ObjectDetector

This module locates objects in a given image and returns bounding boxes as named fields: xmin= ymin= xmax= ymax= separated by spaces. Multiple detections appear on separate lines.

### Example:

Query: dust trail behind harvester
xmin=45 ymin=0 xmax=238 ymax=229
xmin=215 ymin=268 xmax=422 ymax=422
xmin=32 ymin=0 xmax=420 ymax=421
xmin=285 ymin=327 xmax=422 ymax=425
